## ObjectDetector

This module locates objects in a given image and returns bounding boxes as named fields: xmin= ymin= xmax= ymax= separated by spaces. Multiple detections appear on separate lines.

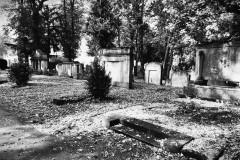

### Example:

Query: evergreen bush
xmin=8 ymin=63 xmax=33 ymax=86
xmin=86 ymin=58 xmax=111 ymax=99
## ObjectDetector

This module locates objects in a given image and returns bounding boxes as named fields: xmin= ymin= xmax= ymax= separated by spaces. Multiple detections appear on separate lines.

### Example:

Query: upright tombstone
xmin=31 ymin=49 xmax=48 ymax=72
xmin=194 ymin=41 xmax=240 ymax=84
xmin=171 ymin=71 xmax=189 ymax=87
xmin=184 ymin=41 xmax=240 ymax=101
xmin=72 ymin=63 xmax=80 ymax=79
xmin=144 ymin=62 xmax=162 ymax=85
xmin=99 ymin=48 xmax=133 ymax=89
xmin=56 ymin=62 xmax=74 ymax=77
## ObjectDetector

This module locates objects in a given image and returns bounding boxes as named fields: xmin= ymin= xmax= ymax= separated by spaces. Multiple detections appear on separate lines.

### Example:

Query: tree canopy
xmin=2 ymin=0 xmax=83 ymax=62
xmin=2 ymin=0 xmax=240 ymax=75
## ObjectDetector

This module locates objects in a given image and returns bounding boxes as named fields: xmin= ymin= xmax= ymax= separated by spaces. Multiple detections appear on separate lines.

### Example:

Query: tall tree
xmin=2 ymin=0 xmax=47 ymax=63
xmin=110 ymin=0 xmax=156 ymax=76
xmin=58 ymin=0 xmax=83 ymax=61
xmin=86 ymin=0 xmax=121 ymax=56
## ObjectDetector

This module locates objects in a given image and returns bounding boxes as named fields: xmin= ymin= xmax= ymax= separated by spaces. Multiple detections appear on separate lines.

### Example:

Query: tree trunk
xmin=166 ymin=48 xmax=174 ymax=79
xmin=139 ymin=0 xmax=144 ymax=77
xmin=24 ymin=53 xmax=29 ymax=64
xmin=134 ymin=34 xmax=138 ymax=76
xmin=162 ymin=36 xmax=171 ymax=80
xmin=31 ymin=0 xmax=41 ymax=50
xmin=117 ymin=17 xmax=121 ymax=47
xmin=71 ymin=0 xmax=75 ymax=38
xmin=71 ymin=0 xmax=75 ymax=62
xmin=129 ymin=26 xmax=136 ymax=86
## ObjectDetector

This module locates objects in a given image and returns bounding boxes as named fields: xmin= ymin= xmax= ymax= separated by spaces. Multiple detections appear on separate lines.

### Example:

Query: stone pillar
xmin=42 ymin=60 xmax=48 ymax=72
xmin=79 ymin=63 xmax=84 ymax=77
xmin=129 ymin=47 xmax=134 ymax=89
xmin=72 ymin=63 xmax=80 ymax=79
xmin=195 ymin=51 xmax=206 ymax=85
xmin=31 ymin=60 xmax=34 ymax=70
xmin=38 ymin=60 xmax=41 ymax=71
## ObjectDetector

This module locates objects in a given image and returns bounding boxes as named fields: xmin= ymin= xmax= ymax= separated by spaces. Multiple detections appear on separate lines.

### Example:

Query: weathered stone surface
xmin=99 ymin=48 xmax=133 ymax=89
xmin=144 ymin=62 xmax=162 ymax=85
xmin=163 ymin=138 xmax=194 ymax=153
xmin=101 ymin=114 xmax=124 ymax=129
xmin=56 ymin=62 xmax=74 ymax=77
xmin=171 ymin=71 xmax=189 ymax=87
xmin=116 ymin=118 xmax=193 ymax=153
xmin=181 ymin=138 xmax=226 ymax=160
xmin=111 ymin=124 xmax=160 ymax=147
xmin=0 ymin=70 xmax=8 ymax=83
xmin=183 ymin=85 xmax=240 ymax=101
xmin=195 ymin=41 xmax=240 ymax=82
xmin=120 ymin=118 xmax=193 ymax=140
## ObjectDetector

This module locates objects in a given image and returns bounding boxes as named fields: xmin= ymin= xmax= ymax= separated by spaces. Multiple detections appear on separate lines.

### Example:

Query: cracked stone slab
xmin=181 ymin=138 xmax=226 ymax=160
xmin=111 ymin=117 xmax=193 ymax=153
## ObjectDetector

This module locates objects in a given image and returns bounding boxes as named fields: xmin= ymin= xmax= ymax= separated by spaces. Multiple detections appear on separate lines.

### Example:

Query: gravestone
xmin=72 ymin=63 xmax=80 ymax=79
xmin=99 ymin=48 xmax=133 ymax=89
xmin=194 ymin=41 xmax=240 ymax=83
xmin=56 ymin=62 xmax=74 ymax=77
xmin=31 ymin=49 xmax=48 ymax=72
xmin=144 ymin=62 xmax=162 ymax=85
xmin=171 ymin=71 xmax=189 ymax=87
xmin=184 ymin=41 xmax=240 ymax=101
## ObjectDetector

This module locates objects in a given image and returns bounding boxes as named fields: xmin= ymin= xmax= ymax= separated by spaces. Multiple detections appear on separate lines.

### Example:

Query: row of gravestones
xmin=55 ymin=48 xmax=189 ymax=87
xmin=144 ymin=62 xmax=190 ymax=87
xmin=56 ymin=62 xmax=92 ymax=79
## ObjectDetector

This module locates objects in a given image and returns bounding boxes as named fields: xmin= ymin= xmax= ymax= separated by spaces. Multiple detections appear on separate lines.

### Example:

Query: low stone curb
xmin=104 ymin=114 xmax=226 ymax=160
xmin=181 ymin=138 xmax=226 ymax=160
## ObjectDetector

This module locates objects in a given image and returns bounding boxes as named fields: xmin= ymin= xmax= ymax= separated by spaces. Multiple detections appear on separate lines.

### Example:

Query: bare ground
xmin=0 ymin=75 xmax=240 ymax=159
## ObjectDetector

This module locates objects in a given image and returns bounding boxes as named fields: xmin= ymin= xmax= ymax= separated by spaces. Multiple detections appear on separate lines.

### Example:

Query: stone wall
xmin=56 ymin=62 xmax=83 ymax=79
xmin=144 ymin=62 xmax=162 ymax=85
xmin=195 ymin=41 xmax=240 ymax=83
xmin=184 ymin=85 xmax=240 ymax=101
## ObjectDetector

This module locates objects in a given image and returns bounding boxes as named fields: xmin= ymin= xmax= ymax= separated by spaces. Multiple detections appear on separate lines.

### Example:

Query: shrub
xmin=86 ymin=58 xmax=111 ymax=99
xmin=8 ymin=63 xmax=33 ymax=86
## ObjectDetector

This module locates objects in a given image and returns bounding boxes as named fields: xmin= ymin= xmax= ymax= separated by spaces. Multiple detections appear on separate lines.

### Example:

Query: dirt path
xmin=0 ymin=105 xmax=156 ymax=160
xmin=0 ymin=108 xmax=20 ymax=127
xmin=0 ymin=105 xmax=78 ymax=160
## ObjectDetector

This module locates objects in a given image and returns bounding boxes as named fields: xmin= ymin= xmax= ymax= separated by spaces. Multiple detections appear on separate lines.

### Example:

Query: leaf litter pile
xmin=0 ymin=75 xmax=180 ymax=125
xmin=1 ymin=75 xmax=240 ymax=159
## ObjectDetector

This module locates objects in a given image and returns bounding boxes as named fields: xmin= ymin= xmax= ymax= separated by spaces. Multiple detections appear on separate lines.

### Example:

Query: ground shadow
xmin=166 ymin=103 xmax=240 ymax=125
xmin=0 ymin=131 xmax=155 ymax=160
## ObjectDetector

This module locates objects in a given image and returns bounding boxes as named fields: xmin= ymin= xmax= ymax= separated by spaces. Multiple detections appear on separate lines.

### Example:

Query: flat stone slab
xmin=183 ymin=85 xmax=240 ymax=101
xmin=181 ymin=138 xmax=226 ymax=160
xmin=120 ymin=118 xmax=193 ymax=140
xmin=111 ymin=124 xmax=160 ymax=147
xmin=111 ymin=118 xmax=193 ymax=153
